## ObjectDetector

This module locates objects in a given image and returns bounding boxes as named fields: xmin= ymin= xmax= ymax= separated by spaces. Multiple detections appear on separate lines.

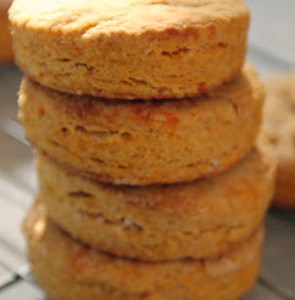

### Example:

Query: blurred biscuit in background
xmin=0 ymin=0 xmax=13 ymax=63
xmin=263 ymin=72 xmax=295 ymax=209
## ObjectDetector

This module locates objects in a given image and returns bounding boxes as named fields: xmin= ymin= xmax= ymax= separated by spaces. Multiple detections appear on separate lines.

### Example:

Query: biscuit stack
xmin=10 ymin=0 xmax=276 ymax=299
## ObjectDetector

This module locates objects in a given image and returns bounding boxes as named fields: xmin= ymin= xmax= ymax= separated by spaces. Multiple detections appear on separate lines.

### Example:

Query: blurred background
xmin=0 ymin=0 xmax=294 ymax=299
xmin=247 ymin=0 xmax=295 ymax=74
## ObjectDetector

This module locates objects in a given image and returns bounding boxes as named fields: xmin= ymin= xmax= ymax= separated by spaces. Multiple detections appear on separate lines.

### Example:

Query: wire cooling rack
xmin=0 ymin=44 xmax=294 ymax=300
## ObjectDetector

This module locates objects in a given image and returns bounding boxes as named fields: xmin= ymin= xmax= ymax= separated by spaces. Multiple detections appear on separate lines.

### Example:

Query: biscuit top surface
xmin=264 ymin=73 xmax=295 ymax=158
xmin=10 ymin=0 xmax=248 ymax=36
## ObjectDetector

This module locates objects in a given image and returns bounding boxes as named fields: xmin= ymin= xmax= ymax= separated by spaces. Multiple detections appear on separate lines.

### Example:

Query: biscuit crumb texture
xmin=10 ymin=0 xmax=249 ymax=99
xmin=19 ymin=64 xmax=264 ymax=185
xmin=36 ymin=143 xmax=275 ymax=261
xmin=24 ymin=200 xmax=263 ymax=300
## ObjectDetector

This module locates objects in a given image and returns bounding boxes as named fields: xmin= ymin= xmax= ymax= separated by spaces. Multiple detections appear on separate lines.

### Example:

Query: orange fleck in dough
xmin=24 ymin=200 xmax=264 ymax=300
xmin=19 ymin=64 xmax=264 ymax=185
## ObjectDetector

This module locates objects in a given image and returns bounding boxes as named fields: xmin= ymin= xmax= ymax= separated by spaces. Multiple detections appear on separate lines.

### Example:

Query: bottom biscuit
xmin=24 ymin=200 xmax=263 ymax=300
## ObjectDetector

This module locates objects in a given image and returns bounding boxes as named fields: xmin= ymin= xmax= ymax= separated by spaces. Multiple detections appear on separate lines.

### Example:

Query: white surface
xmin=246 ymin=0 xmax=295 ymax=65
xmin=0 ymin=280 xmax=44 ymax=300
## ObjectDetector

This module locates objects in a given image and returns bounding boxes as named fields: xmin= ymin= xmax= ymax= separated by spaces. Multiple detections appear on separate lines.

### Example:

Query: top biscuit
xmin=9 ymin=0 xmax=249 ymax=99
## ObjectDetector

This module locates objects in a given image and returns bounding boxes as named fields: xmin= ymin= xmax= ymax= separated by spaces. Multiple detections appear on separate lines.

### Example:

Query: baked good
xmin=24 ymin=200 xmax=263 ymax=300
xmin=36 ymin=142 xmax=275 ymax=261
xmin=263 ymin=73 xmax=295 ymax=209
xmin=19 ymin=64 xmax=264 ymax=185
xmin=10 ymin=0 xmax=249 ymax=99
xmin=0 ymin=0 xmax=13 ymax=63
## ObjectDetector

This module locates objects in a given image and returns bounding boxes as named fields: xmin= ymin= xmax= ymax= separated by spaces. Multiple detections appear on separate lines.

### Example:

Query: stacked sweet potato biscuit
xmin=10 ymin=0 xmax=276 ymax=299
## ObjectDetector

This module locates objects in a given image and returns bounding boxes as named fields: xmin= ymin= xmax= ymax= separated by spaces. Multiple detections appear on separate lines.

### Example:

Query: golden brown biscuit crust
xmin=24 ymin=200 xmax=263 ymax=300
xmin=19 ymin=64 xmax=264 ymax=185
xmin=36 ymin=143 xmax=275 ymax=261
xmin=10 ymin=0 xmax=249 ymax=99
xmin=263 ymin=73 xmax=295 ymax=209
xmin=0 ymin=1 xmax=13 ymax=63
